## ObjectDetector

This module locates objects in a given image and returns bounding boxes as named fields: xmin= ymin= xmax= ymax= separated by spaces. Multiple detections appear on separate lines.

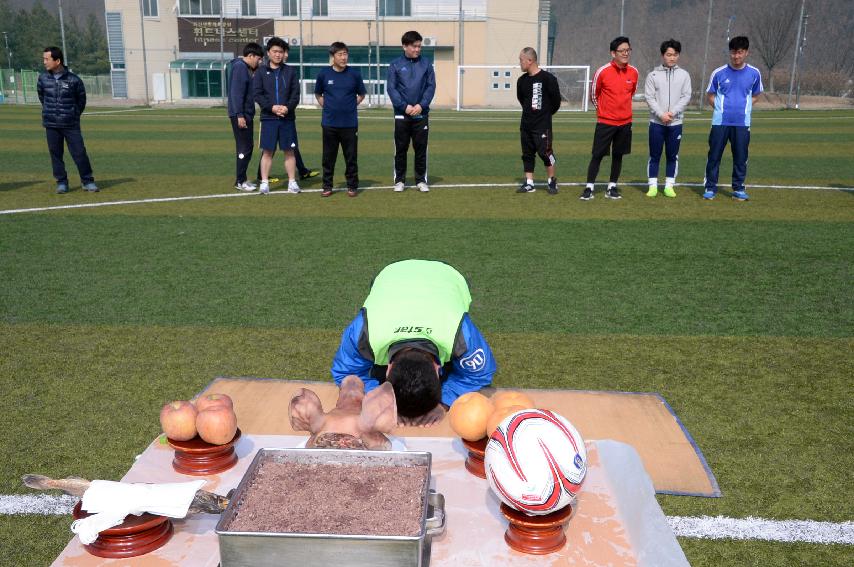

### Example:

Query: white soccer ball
xmin=484 ymin=409 xmax=587 ymax=515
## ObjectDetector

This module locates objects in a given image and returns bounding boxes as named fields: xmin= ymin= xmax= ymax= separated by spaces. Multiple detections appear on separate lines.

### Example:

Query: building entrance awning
xmin=169 ymin=59 xmax=228 ymax=71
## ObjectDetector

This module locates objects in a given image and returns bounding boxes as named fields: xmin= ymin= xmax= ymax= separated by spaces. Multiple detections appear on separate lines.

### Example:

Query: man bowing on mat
xmin=331 ymin=259 xmax=497 ymax=427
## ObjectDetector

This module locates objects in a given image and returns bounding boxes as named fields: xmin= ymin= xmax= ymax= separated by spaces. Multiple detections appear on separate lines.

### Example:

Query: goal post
xmin=456 ymin=65 xmax=590 ymax=112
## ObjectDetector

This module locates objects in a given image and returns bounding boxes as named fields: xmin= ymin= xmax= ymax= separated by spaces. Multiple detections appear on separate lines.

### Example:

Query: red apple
xmin=160 ymin=400 xmax=198 ymax=441
xmin=194 ymin=393 xmax=234 ymax=412
xmin=196 ymin=406 xmax=238 ymax=445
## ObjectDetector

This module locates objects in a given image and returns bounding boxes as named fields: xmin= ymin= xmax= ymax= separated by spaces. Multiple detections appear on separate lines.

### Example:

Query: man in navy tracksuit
xmin=37 ymin=46 xmax=97 ymax=194
xmin=314 ymin=42 xmax=366 ymax=197
xmin=252 ymin=37 xmax=301 ymax=195
xmin=387 ymin=30 xmax=436 ymax=193
xmin=228 ymin=42 xmax=263 ymax=192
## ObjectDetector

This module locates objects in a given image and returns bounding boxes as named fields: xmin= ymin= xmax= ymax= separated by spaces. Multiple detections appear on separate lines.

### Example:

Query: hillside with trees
xmin=551 ymin=0 xmax=853 ymax=98
xmin=0 ymin=0 xmax=108 ymax=74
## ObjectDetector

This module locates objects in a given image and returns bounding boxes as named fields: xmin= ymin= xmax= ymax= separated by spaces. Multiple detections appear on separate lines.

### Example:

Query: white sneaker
xmin=235 ymin=181 xmax=256 ymax=192
xmin=393 ymin=182 xmax=405 ymax=192
xmin=417 ymin=182 xmax=430 ymax=193
xmin=259 ymin=181 xmax=269 ymax=195
xmin=287 ymin=180 xmax=301 ymax=194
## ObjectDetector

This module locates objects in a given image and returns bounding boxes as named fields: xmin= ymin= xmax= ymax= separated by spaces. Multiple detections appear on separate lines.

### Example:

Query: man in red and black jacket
xmin=581 ymin=36 xmax=639 ymax=201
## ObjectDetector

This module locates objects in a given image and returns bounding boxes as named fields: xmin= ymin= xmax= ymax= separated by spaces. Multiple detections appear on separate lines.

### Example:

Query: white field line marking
xmin=3 ymin=494 xmax=852 ymax=545
xmin=79 ymin=109 xmax=854 ymax=124
xmin=667 ymin=515 xmax=854 ymax=545
xmin=2 ymin=182 xmax=852 ymax=216
xmin=0 ymin=494 xmax=78 ymax=515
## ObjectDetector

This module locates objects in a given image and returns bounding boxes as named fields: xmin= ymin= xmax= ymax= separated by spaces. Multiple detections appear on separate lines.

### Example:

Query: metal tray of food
xmin=215 ymin=448 xmax=445 ymax=567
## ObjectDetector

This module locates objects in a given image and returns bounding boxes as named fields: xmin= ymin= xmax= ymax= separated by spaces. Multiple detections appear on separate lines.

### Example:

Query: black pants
xmin=393 ymin=117 xmax=429 ymax=184
xmin=520 ymin=128 xmax=555 ymax=172
xmin=45 ymin=127 xmax=94 ymax=185
xmin=322 ymin=126 xmax=358 ymax=189
xmin=230 ymin=116 xmax=254 ymax=184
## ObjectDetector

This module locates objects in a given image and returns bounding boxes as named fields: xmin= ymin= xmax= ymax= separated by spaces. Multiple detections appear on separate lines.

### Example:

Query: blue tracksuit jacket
xmin=330 ymin=310 xmax=496 ymax=407
xmin=386 ymin=54 xmax=436 ymax=117
xmin=252 ymin=63 xmax=299 ymax=121
xmin=227 ymin=57 xmax=256 ymax=119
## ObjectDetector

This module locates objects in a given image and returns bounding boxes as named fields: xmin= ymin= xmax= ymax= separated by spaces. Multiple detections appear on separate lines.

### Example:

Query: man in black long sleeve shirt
xmin=516 ymin=47 xmax=561 ymax=194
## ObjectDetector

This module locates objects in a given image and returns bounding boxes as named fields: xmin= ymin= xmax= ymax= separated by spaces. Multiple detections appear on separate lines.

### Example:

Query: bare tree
xmin=745 ymin=0 xmax=801 ymax=91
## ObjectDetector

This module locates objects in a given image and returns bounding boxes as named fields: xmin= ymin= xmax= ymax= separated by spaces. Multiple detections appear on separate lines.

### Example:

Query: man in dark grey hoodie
xmin=228 ymin=42 xmax=263 ymax=191
xmin=643 ymin=39 xmax=692 ymax=198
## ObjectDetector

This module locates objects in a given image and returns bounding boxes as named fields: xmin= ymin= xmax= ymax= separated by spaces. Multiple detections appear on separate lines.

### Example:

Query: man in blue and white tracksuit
xmin=644 ymin=38 xmax=692 ymax=198
xmin=387 ymin=30 xmax=436 ymax=193
xmin=703 ymin=35 xmax=763 ymax=201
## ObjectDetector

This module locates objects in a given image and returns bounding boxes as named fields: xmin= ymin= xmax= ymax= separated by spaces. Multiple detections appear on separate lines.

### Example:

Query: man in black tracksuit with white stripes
xmin=516 ymin=47 xmax=561 ymax=194
xmin=387 ymin=30 xmax=436 ymax=193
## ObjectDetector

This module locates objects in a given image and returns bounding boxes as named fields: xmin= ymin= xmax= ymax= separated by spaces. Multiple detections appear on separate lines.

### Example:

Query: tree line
xmin=0 ymin=0 xmax=109 ymax=75
xmin=553 ymin=0 xmax=853 ymax=98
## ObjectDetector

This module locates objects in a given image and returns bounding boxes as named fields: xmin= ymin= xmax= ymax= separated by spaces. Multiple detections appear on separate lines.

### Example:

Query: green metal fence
xmin=0 ymin=69 xmax=111 ymax=104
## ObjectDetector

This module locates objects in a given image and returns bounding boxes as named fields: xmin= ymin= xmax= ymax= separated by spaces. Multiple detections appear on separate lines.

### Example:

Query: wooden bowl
xmin=72 ymin=501 xmax=173 ymax=558
xmin=167 ymin=428 xmax=241 ymax=475
xmin=461 ymin=437 xmax=488 ymax=479
xmin=500 ymin=502 xmax=573 ymax=555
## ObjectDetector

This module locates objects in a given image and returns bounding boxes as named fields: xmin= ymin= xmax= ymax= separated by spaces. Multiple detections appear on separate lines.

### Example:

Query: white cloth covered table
xmin=52 ymin=434 xmax=689 ymax=567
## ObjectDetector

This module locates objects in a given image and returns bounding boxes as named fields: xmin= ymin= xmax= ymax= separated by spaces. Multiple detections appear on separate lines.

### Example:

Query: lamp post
xmin=57 ymin=0 xmax=68 ymax=67
xmin=2 ymin=30 xmax=13 ymax=101
xmin=795 ymin=14 xmax=808 ymax=109
xmin=137 ymin=0 xmax=150 ymax=103
xmin=2 ymin=31 xmax=11 ymax=70
xmin=787 ymin=0 xmax=807 ymax=109
xmin=698 ymin=0 xmax=714 ymax=110
xmin=619 ymin=0 xmax=625 ymax=35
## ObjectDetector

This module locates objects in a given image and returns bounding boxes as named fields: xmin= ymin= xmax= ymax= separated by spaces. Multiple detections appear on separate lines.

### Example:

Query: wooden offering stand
xmin=500 ymin=503 xmax=573 ymax=555
xmin=168 ymin=428 xmax=241 ymax=475
xmin=72 ymin=501 xmax=173 ymax=558
xmin=462 ymin=437 xmax=488 ymax=479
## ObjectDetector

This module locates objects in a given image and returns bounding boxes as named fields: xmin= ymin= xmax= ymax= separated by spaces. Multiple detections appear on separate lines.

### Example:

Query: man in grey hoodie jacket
xmin=644 ymin=39 xmax=692 ymax=198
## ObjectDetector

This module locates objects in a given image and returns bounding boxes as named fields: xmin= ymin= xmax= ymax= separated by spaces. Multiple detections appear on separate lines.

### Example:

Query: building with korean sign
xmin=103 ymin=0 xmax=552 ymax=106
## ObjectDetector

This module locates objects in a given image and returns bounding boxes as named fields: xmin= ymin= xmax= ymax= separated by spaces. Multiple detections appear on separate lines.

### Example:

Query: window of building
xmin=312 ymin=0 xmax=328 ymax=17
xmin=179 ymin=0 xmax=221 ymax=15
xmin=142 ymin=0 xmax=158 ymax=17
xmin=379 ymin=0 xmax=411 ymax=17
xmin=282 ymin=0 xmax=298 ymax=16
xmin=241 ymin=0 xmax=256 ymax=16
xmin=185 ymin=70 xmax=222 ymax=98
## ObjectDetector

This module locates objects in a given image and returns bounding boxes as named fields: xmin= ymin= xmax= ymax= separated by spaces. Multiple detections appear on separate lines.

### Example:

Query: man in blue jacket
xmin=330 ymin=260 xmax=497 ymax=427
xmin=228 ymin=42 xmax=263 ymax=192
xmin=252 ymin=37 xmax=301 ymax=195
xmin=387 ymin=31 xmax=436 ymax=193
xmin=37 ymin=46 xmax=97 ymax=194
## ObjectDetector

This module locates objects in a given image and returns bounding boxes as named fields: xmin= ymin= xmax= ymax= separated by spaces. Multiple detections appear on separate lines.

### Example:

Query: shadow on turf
xmin=0 ymin=180 xmax=42 ymax=192
xmin=95 ymin=177 xmax=135 ymax=190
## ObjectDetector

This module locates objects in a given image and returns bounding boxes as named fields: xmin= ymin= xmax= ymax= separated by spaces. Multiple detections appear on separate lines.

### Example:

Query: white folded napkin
xmin=70 ymin=479 xmax=206 ymax=544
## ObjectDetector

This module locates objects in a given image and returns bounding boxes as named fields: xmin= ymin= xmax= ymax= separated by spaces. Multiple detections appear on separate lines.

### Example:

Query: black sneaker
xmin=517 ymin=181 xmax=536 ymax=193
xmin=605 ymin=186 xmax=622 ymax=200
xmin=300 ymin=169 xmax=319 ymax=180
xmin=547 ymin=178 xmax=558 ymax=195
xmin=579 ymin=187 xmax=594 ymax=200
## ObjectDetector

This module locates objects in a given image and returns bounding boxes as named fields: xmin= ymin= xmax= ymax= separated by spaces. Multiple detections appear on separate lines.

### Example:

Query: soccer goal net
xmin=456 ymin=65 xmax=590 ymax=112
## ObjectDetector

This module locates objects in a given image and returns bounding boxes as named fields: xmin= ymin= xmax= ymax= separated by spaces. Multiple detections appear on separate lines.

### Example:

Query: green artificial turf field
xmin=0 ymin=105 xmax=852 ymax=566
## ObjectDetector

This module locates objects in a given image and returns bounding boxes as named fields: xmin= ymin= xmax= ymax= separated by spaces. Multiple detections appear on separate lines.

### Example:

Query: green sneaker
xmin=646 ymin=186 xmax=658 ymax=197
xmin=663 ymin=186 xmax=676 ymax=198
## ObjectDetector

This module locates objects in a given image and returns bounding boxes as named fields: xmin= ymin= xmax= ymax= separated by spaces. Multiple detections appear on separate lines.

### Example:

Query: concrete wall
xmin=106 ymin=0 xmax=182 ymax=102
